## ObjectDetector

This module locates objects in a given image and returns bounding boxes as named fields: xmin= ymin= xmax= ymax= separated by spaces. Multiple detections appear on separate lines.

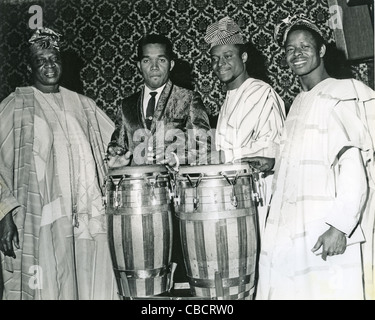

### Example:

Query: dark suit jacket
xmin=114 ymin=80 xmax=211 ymax=165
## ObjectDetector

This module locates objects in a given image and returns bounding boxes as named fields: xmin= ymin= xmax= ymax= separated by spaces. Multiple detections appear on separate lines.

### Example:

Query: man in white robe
xmin=256 ymin=14 xmax=375 ymax=300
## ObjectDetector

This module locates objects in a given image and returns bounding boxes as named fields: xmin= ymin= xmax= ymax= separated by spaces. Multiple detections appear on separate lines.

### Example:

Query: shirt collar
xmin=144 ymin=83 xmax=166 ymax=98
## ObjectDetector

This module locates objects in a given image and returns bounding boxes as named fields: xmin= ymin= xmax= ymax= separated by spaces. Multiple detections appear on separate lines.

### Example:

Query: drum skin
xmin=106 ymin=165 xmax=173 ymax=298
xmin=174 ymin=163 xmax=259 ymax=300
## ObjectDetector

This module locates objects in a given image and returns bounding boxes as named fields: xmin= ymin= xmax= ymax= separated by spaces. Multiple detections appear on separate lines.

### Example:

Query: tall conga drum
xmin=105 ymin=165 xmax=173 ymax=298
xmin=173 ymin=163 xmax=258 ymax=300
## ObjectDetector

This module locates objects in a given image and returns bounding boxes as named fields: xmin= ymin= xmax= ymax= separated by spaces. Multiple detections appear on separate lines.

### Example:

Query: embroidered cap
xmin=29 ymin=27 xmax=62 ymax=52
xmin=274 ymin=14 xmax=324 ymax=47
xmin=204 ymin=16 xmax=244 ymax=49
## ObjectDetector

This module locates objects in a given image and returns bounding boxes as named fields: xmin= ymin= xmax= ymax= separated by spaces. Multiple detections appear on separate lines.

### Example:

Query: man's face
xmin=30 ymin=48 xmax=62 ymax=91
xmin=137 ymin=43 xmax=174 ymax=90
xmin=285 ymin=29 xmax=324 ymax=77
xmin=210 ymin=44 xmax=247 ymax=86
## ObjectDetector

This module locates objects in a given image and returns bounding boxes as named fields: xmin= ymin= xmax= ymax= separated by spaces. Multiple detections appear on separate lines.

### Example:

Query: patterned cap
xmin=274 ymin=14 xmax=324 ymax=47
xmin=29 ymin=27 xmax=62 ymax=52
xmin=204 ymin=16 xmax=244 ymax=49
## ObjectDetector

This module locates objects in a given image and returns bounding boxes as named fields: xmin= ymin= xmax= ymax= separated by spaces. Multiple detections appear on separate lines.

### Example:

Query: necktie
xmin=146 ymin=91 xmax=157 ymax=129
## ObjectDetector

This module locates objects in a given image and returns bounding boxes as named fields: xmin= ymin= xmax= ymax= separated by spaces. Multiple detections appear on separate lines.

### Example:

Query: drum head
xmin=177 ymin=163 xmax=252 ymax=177
xmin=108 ymin=164 xmax=168 ymax=177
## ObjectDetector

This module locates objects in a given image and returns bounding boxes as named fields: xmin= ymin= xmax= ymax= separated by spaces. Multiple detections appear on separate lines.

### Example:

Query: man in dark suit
xmin=107 ymin=33 xmax=211 ymax=168
xmin=106 ymin=33 xmax=212 ymax=294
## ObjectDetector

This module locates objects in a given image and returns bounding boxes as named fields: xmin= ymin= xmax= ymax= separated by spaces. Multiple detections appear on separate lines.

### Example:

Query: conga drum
xmin=173 ymin=163 xmax=258 ymax=300
xmin=105 ymin=165 xmax=173 ymax=298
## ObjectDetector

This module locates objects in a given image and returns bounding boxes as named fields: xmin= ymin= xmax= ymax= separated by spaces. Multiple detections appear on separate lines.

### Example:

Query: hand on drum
xmin=149 ymin=148 xmax=179 ymax=170
xmin=238 ymin=156 xmax=275 ymax=176
xmin=105 ymin=142 xmax=132 ymax=168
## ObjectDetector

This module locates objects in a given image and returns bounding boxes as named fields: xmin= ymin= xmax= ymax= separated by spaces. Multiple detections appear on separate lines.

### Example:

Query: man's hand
xmin=237 ymin=156 xmax=275 ymax=176
xmin=156 ymin=151 xmax=179 ymax=170
xmin=106 ymin=142 xmax=132 ymax=168
xmin=311 ymin=226 xmax=347 ymax=261
xmin=0 ymin=211 xmax=20 ymax=259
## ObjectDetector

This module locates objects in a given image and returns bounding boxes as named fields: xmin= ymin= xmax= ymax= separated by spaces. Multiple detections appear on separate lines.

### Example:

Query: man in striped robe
xmin=204 ymin=16 xmax=286 ymax=239
xmin=256 ymin=14 xmax=375 ymax=300
xmin=0 ymin=27 xmax=118 ymax=299
xmin=0 ymin=175 xmax=20 ymax=299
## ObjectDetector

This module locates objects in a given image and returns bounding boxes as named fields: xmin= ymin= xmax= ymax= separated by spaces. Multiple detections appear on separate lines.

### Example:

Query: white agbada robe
xmin=256 ymin=78 xmax=375 ymax=300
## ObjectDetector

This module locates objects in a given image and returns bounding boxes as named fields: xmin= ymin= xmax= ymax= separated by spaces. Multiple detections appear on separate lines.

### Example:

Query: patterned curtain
xmin=0 ymin=0 xmax=372 ymax=125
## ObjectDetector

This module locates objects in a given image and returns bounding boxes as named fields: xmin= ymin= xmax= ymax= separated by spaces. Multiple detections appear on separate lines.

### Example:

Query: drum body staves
xmin=106 ymin=165 xmax=173 ymax=298
xmin=174 ymin=163 xmax=258 ymax=300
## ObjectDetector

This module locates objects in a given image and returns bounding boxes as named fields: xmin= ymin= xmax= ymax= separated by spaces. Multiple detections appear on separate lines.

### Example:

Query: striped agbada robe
xmin=0 ymin=86 xmax=118 ymax=300
xmin=256 ymin=78 xmax=375 ymax=300
xmin=216 ymin=77 xmax=286 ymax=237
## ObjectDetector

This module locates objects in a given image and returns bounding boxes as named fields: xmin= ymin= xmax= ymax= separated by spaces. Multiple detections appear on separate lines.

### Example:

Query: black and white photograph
xmin=0 ymin=0 xmax=374 ymax=308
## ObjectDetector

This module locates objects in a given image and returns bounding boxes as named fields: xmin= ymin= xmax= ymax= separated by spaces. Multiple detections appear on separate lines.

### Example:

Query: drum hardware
xmin=107 ymin=175 xmax=125 ymax=209
xmin=167 ymin=262 xmax=178 ymax=292
xmin=220 ymin=171 xmax=239 ymax=208
xmin=102 ymin=178 xmax=109 ymax=208
xmin=166 ymin=165 xmax=179 ymax=203
xmin=145 ymin=174 xmax=160 ymax=206
xmin=165 ymin=152 xmax=180 ymax=203
xmin=250 ymin=171 xmax=265 ymax=207
xmin=186 ymin=173 xmax=204 ymax=211
xmin=119 ymin=262 xmax=178 ymax=299
xmin=213 ymin=272 xmax=250 ymax=300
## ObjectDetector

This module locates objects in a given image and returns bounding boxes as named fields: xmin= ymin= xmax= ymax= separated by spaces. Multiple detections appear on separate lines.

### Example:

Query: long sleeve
xmin=237 ymin=86 xmax=285 ymax=159
xmin=0 ymin=174 xmax=20 ymax=221
xmin=216 ymin=78 xmax=286 ymax=163
xmin=233 ymin=89 xmax=285 ymax=160
xmin=0 ymin=94 xmax=19 ymax=221
xmin=325 ymin=147 xmax=367 ymax=236
xmin=186 ymin=91 xmax=212 ymax=164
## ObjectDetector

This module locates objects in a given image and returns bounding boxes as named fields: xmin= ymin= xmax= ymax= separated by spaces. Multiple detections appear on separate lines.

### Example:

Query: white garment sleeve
xmin=325 ymin=147 xmax=368 ymax=236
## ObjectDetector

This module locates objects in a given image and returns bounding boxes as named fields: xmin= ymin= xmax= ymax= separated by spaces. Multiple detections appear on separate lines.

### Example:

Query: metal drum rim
xmin=177 ymin=163 xmax=252 ymax=177
xmin=108 ymin=164 xmax=169 ymax=178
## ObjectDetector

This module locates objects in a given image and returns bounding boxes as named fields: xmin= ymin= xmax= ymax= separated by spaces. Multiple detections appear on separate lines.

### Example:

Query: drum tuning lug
xmin=251 ymin=173 xmax=265 ymax=207
xmin=252 ymin=191 xmax=260 ymax=206
xmin=193 ymin=197 xmax=199 ymax=211
xmin=114 ymin=193 xmax=118 ymax=208
xmin=231 ymin=195 xmax=238 ymax=207
xmin=149 ymin=182 xmax=157 ymax=205
xmin=168 ymin=190 xmax=174 ymax=199
xmin=114 ymin=185 xmax=121 ymax=209
xmin=174 ymin=196 xmax=180 ymax=206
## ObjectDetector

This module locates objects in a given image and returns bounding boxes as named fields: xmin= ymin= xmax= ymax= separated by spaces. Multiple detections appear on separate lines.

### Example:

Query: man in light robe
xmin=204 ymin=16 xmax=286 ymax=239
xmin=0 ymin=27 xmax=118 ymax=299
xmin=256 ymin=14 xmax=375 ymax=300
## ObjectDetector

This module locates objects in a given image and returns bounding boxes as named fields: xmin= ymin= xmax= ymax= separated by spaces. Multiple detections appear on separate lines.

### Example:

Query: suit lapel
xmin=137 ymin=86 xmax=148 ymax=129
